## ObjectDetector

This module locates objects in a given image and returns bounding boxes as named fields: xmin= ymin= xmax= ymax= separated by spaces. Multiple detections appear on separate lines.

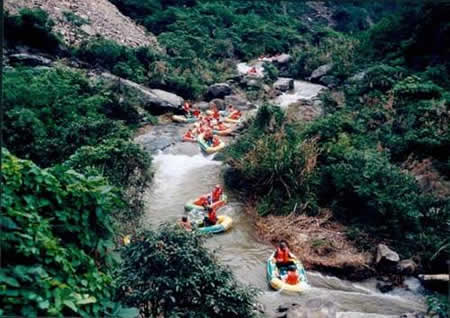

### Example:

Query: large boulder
xmin=319 ymin=75 xmax=340 ymax=88
xmin=193 ymin=101 xmax=210 ymax=111
xmin=376 ymin=244 xmax=400 ymax=266
xmin=274 ymin=77 xmax=295 ymax=92
xmin=97 ymin=72 xmax=183 ymax=114
xmin=209 ymin=98 xmax=226 ymax=110
xmin=9 ymin=53 xmax=53 ymax=67
xmin=206 ymin=83 xmax=232 ymax=100
xmin=309 ymin=63 xmax=334 ymax=81
xmin=224 ymin=94 xmax=251 ymax=110
xmin=273 ymin=53 xmax=292 ymax=65
xmin=397 ymin=259 xmax=418 ymax=275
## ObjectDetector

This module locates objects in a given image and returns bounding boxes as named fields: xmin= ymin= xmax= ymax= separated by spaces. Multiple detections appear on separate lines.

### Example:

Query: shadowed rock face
xmin=5 ymin=0 xmax=159 ymax=49
xmin=96 ymin=72 xmax=184 ymax=114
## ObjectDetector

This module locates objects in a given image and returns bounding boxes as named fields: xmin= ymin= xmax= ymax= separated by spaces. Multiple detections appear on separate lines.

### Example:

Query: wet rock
xmin=246 ymin=78 xmax=262 ymax=88
xmin=286 ymin=299 xmax=336 ymax=318
xmin=209 ymin=98 xmax=226 ymax=110
xmin=224 ymin=94 xmax=251 ymax=110
xmin=376 ymin=244 xmax=400 ymax=265
xmin=319 ymin=75 xmax=340 ymax=88
xmin=397 ymin=259 xmax=417 ymax=275
xmin=97 ymin=72 xmax=183 ymax=114
xmin=207 ymin=83 xmax=232 ymax=100
xmin=9 ymin=53 xmax=52 ymax=67
xmin=376 ymin=282 xmax=394 ymax=293
xmin=309 ymin=63 xmax=334 ymax=81
xmin=273 ymin=53 xmax=292 ymax=65
xmin=274 ymin=77 xmax=294 ymax=92
xmin=193 ymin=101 xmax=210 ymax=111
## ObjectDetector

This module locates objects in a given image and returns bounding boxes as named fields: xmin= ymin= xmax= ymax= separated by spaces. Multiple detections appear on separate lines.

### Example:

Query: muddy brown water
xmin=139 ymin=138 xmax=426 ymax=317
xmin=138 ymin=78 xmax=426 ymax=317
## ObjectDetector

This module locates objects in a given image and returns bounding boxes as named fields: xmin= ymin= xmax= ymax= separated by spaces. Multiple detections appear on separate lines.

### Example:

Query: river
xmin=136 ymin=80 xmax=427 ymax=317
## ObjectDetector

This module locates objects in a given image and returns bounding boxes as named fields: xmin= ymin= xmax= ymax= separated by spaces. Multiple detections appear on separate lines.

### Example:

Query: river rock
xmin=273 ymin=53 xmax=292 ymax=65
xmin=376 ymin=244 xmax=400 ymax=265
xmin=97 ymin=72 xmax=183 ymax=114
xmin=376 ymin=282 xmax=394 ymax=293
xmin=309 ymin=63 xmax=334 ymax=81
xmin=285 ymin=299 xmax=337 ymax=318
xmin=207 ymin=83 xmax=232 ymax=99
xmin=319 ymin=75 xmax=340 ymax=88
xmin=396 ymin=259 xmax=418 ymax=275
xmin=193 ymin=101 xmax=210 ymax=111
xmin=274 ymin=77 xmax=295 ymax=92
xmin=224 ymin=94 xmax=250 ymax=110
xmin=209 ymin=98 xmax=225 ymax=110
xmin=9 ymin=53 xmax=53 ymax=67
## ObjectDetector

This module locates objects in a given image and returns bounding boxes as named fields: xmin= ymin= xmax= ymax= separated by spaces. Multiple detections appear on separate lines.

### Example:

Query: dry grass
xmin=246 ymin=206 xmax=373 ymax=277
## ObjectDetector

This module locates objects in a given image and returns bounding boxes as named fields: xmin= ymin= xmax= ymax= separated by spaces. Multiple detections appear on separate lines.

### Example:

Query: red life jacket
xmin=208 ymin=209 xmax=217 ymax=224
xmin=286 ymin=271 xmax=299 ymax=285
xmin=185 ymin=131 xmax=193 ymax=138
xmin=276 ymin=247 xmax=290 ymax=263
xmin=212 ymin=137 xmax=220 ymax=147
xmin=194 ymin=196 xmax=208 ymax=206
xmin=212 ymin=188 xmax=222 ymax=202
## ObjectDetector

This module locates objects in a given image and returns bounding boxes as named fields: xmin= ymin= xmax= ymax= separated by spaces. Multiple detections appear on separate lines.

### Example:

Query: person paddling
xmin=285 ymin=265 xmax=299 ymax=285
xmin=179 ymin=216 xmax=192 ymax=231
xmin=204 ymin=206 xmax=217 ymax=226
xmin=211 ymin=184 xmax=223 ymax=203
xmin=274 ymin=240 xmax=295 ymax=268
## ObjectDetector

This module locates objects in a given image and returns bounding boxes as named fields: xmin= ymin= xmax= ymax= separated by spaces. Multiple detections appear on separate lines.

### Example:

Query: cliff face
xmin=5 ymin=0 xmax=159 ymax=49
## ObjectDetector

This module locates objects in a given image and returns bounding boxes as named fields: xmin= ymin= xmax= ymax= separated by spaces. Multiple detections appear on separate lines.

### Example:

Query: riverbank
xmin=245 ymin=205 xmax=375 ymax=281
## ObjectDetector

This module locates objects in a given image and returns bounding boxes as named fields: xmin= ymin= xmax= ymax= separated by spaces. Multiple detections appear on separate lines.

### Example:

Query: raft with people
xmin=184 ymin=193 xmax=227 ymax=211
xmin=172 ymin=114 xmax=198 ymax=123
xmin=266 ymin=242 xmax=309 ymax=293
xmin=197 ymin=215 xmax=233 ymax=234
xmin=197 ymin=133 xmax=225 ymax=153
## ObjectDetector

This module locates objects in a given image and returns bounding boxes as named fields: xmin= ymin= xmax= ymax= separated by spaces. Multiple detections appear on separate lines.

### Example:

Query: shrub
xmin=5 ymin=8 xmax=61 ymax=52
xmin=0 ymin=149 xmax=137 ymax=317
xmin=3 ymin=67 xmax=132 ymax=167
xmin=116 ymin=225 xmax=258 ymax=317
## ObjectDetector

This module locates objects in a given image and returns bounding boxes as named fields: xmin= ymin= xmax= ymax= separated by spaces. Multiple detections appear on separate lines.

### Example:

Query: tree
xmin=116 ymin=225 xmax=258 ymax=318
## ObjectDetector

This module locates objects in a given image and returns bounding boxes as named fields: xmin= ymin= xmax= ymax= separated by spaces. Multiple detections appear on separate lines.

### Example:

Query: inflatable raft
xmin=197 ymin=133 xmax=225 ymax=154
xmin=197 ymin=215 xmax=233 ymax=234
xmin=172 ymin=115 xmax=197 ymax=123
xmin=224 ymin=116 xmax=241 ymax=124
xmin=213 ymin=124 xmax=234 ymax=136
xmin=266 ymin=252 xmax=309 ymax=293
xmin=182 ymin=134 xmax=197 ymax=142
xmin=184 ymin=193 xmax=228 ymax=211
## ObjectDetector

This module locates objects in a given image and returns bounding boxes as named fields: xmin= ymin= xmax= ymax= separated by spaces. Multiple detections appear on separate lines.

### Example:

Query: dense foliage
xmin=5 ymin=8 xmax=62 ymax=52
xmin=0 ymin=149 xmax=137 ymax=318
xmin=117 ymin=225 xmax=258 ymax=317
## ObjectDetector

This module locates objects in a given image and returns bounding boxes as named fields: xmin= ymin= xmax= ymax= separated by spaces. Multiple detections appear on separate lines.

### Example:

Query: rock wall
xmin=5 ymin=0 xmax=159 ymax=49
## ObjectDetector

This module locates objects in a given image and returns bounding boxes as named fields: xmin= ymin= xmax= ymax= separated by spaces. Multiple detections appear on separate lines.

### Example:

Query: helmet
xmin=215 ymin=184 xmax=221 ymax=188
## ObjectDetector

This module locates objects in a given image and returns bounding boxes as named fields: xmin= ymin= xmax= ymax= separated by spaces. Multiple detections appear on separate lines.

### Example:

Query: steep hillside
xmin=5 ymin=0 xmax=159 ymax=49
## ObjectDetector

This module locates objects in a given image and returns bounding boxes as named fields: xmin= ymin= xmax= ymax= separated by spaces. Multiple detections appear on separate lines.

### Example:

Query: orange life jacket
xmin=212 ymin=188 xmax=223 ymax=202
xmin=194 ymin=196 xmax=208 ymax=206
xmin=212 ymin=137 xmax=220 ymax=147
xmin=286 ymin=271 xmax=299 ymax=285
xmin=193 ymin=109 xmax=200 ymax=117
xmin=213 ymin=111 xmax=220 ymax=120
xmin=184 ymin=131 xmax=193 ymax=139
xmin=230 ymin=111 xmax=241 ymax=120
xmin=276 ymin=247 xmax=290 ymax=264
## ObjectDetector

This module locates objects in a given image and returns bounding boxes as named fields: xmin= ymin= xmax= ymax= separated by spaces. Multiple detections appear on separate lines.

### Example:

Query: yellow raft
xmin=266 ymin=252 xmax=310 ymax=293
xmin=197 ymin=215 xmax=233 ymax=234
xmin=197 ymin=133 xmax=225 ymax=154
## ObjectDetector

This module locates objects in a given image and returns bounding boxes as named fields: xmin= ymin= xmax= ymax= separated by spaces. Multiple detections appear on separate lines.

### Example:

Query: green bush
xmin=0 ymin=149 xmax=137 ymax=318
xmin=5 ymin=8 xmax=61 ymax=52
xmin=3 ymin=67 xmax=132 ymax=167
xmin=116 ymin=225 xmax=257 ymax=317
